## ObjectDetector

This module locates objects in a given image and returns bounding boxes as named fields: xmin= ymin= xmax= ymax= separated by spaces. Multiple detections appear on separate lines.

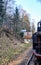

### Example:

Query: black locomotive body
xmin=32 ymin=21 xmax=41 ymax=64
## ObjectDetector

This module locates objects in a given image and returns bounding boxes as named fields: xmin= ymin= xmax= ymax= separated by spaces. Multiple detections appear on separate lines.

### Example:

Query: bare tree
xmin=31 ymin=22 xmax=35 ymax=34
xmin=3 ymin=0 xmax=15 ymax=30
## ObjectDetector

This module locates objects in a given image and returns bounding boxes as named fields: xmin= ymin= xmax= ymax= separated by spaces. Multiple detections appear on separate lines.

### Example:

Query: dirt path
xmin=8 ymin=46 xmax=32 ymax=65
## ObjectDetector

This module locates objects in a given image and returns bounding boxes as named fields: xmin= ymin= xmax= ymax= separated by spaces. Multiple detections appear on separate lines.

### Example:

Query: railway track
xmin=26 ymin=53 xmax=40 ymax=65
xmin=26 ymin=53 xmax=34 ymax=65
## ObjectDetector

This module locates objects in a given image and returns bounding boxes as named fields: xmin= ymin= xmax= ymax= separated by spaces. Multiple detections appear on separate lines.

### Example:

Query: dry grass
xmin=0 ymin=36 xmax=32 ymax=65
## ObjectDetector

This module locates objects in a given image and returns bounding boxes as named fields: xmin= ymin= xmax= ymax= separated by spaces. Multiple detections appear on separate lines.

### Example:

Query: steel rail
xmin=26 ymin=53 xmax=34 ymax=65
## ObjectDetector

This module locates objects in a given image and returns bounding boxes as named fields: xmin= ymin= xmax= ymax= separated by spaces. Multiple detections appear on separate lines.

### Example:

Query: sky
xmin=16 ymin=0 xmax=41 ymax=29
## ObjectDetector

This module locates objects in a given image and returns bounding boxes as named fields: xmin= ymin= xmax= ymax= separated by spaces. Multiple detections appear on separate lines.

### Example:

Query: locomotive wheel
xmin=34 ymin=59 xmax=39 ymax=65
xmin=33 ymin=55 xmax=39 ymax=65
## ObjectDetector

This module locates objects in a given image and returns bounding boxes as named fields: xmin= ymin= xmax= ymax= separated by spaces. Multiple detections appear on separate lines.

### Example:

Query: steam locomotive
xmin=32 ymin=20 xmax=41 ymax=64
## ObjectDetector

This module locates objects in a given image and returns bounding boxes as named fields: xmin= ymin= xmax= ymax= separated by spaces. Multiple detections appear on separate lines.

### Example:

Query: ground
xmin=8 ymin=47 xmax=32 ymax=65
xmin=0 ymin=35 xmax=32 ymax=65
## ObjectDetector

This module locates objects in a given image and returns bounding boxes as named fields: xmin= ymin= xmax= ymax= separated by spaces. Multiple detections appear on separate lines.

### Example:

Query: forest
xmin=0 ymin=0 xmax=35 ymax=37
